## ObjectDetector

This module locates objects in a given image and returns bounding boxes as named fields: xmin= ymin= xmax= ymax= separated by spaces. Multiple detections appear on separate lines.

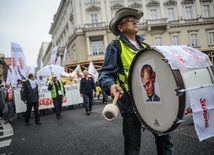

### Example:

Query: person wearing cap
xmin=98 ymin=7 xmax=173 ymax=155
xmin=48 ymin=74 xmax=66 ymax=119
xmin=22 ymin=73 xmax=41 ymax=126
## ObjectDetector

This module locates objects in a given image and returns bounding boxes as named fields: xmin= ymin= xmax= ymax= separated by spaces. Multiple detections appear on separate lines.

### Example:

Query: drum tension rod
xmin=174 ymin=87 xmax=184 ymax=96
xmin=141 ymin=125 xmax=147 ymax=131
xmin=162 ymin=58 xmax=169 ymax=62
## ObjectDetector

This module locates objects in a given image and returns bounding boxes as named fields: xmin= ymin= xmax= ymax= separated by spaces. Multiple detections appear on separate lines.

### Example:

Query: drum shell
xmin=128 ymin=46 xmax=214 ymax=134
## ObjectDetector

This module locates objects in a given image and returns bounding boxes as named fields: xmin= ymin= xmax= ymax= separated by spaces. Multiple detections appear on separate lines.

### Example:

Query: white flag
xmin=11 ymin=42 xmax=27 ymax=82
xmin=50 ymin=46 xmax=58 ymax=65
xmin=62 ymin=47 xmax=67 ymax=67
xmin=55 ymin=56 xmax=61 ymax=66
xmin=188 ymin=86 xmax=214 ymax=141
xmin=6 ymin=67 xmax=12 ymax=84
xmin=88 ymin=61 xmax=98 ymax=82
xmin=40 ymin=59 xmax=44 ymax=68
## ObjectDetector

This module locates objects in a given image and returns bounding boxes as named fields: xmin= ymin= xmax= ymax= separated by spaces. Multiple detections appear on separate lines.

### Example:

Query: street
xmin=0 ymin=99 xmax=214 ymax=155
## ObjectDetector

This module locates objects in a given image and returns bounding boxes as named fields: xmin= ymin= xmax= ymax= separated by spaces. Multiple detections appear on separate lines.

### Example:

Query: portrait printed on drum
xmin=138 ymin=59 xmax=161 ymax=104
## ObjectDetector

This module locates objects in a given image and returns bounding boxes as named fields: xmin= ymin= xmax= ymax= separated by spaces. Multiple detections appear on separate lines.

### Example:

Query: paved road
xmin=0 ymin=100 xmax=214 ymax=155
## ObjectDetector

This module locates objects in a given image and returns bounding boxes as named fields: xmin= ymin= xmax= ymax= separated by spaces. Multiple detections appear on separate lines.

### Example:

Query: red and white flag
xmin=188 ymin=86 xmax=214 ymax=141
xmin=11 ymin=42 xmax=27 ymax=83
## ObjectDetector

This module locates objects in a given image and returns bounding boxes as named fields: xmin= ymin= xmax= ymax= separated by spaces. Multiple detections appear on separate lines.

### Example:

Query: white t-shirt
xmin=129 ymin=40 xmax=140 ymax=50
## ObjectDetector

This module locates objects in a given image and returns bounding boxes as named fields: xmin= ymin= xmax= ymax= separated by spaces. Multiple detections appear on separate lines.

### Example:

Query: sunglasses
xmin=119 ymin=18 xmax=139 ymax=25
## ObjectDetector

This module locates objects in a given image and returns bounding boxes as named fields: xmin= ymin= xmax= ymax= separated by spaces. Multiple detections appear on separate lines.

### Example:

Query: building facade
xmin=0 ymin=54 xmax=9 ymax=82
xmin=37 ymin=42 xmax=49 ymax=69
xmin=44 ymin=0 xmax=214 ymax=72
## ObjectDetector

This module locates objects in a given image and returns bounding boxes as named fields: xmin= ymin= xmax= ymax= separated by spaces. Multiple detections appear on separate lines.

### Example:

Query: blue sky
xmin=0 ymin=0 xmax=60 ymax=66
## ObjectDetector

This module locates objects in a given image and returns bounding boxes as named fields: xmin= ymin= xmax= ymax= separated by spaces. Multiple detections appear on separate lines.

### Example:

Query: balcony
xmin=83 ymin=22 xmax=108 ymax=31
xmin=169 ymin=17 xmax=214 ymax=27
xmin=145 ymin=18 xmax=168 ymax=31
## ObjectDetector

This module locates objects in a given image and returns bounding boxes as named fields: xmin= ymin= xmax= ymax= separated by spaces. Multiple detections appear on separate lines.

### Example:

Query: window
xmin=171 ymin=35 xmax=180 ymax=45
xmin=91 ymin=40 xmax=104 ymax=55
xmin=89 ymin=0 xmax=95 ymax=3
xmin=203 ymin=5 xmax=210 ymax=17
xmin=91 ymin=14 xmax=98 ymax=24
xmin=150 ymin=9 xmax=157 ymax=20
xmin=154 ymin=37 xmax=162 ymax=46
xmin=185 ymin=6 xmax=192 ymax=19
xmin=208 ymin=32 xmax=214 ymax=45
xmin=190 ymin=33 xmax=198 ymax=47
xmin=167 ymin=8 xmax=174 ymax=21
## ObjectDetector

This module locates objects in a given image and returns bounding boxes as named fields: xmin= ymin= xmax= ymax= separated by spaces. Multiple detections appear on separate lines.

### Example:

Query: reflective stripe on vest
xmin=51 ymin=80 xmax=64 ymax=98
xmin=116 ymin=40 xmax=147 ymax=91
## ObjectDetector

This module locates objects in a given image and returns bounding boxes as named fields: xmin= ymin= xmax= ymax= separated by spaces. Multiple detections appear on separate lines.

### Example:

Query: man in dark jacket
xmin=22 ymin=73 xmax=41 ymax=126
xmin=99 ymin=7 xmax=173 ymax=155
xmin=80 ymin=70 xmax=96 ymax=115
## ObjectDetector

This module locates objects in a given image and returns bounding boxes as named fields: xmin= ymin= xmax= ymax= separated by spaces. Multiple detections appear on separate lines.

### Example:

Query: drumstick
xmin=112 ymin=91 xmax=120 ymax=105
xmin=102 ymin=91 xmax=120 ymax=121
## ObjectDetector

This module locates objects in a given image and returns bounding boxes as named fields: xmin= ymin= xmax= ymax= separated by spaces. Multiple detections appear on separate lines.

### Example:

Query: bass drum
xmin=128 ymin=46 xmax=214 ymax=134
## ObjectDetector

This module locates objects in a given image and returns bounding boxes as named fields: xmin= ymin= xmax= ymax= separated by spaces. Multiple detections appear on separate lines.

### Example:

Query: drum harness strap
xmin=114 ymin=39 xmax=149 ymax=93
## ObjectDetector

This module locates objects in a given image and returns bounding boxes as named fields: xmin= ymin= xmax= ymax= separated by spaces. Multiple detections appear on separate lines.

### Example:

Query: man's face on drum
xmin=141 ymin=70 xmax=155 ymax=97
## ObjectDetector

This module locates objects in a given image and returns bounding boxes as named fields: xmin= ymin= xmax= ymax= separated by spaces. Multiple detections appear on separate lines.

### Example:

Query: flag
xmin=88 ymin=61 xmax=98 ymax=82
xmin=62 ymin=47 xmax=67 ymax=67
xmin=188 ymin=86 xmax=214 ymax=141
xmin=50 ymin=46 xmax=58 ymax=65
xmin=73 ymin=64 xmax=83 ymax=82
xmin=40 ymin=59 xmax=44 ymax=68
xmin=11 ymin=42 xmax=27 ymax=84
xmin=55 ymin=56 xmax=61 ymax=66
xmin=6 ymin=67 xmax=12 ymax=84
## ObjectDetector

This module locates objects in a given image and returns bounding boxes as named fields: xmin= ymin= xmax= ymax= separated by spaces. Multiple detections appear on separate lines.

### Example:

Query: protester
xmin=99 ymin=7 xmax=173 ymax=155
xmin=0 ymin=81 xmax=4 ymax=119
xmin=17 ymin=79 xmax=23 ymax=88
xmin=2 ymin=83 xmax=14 ymax=124
xmin=37 ymin=75 xmax=47 ymax=115
xmin=95 ymin=81 xmax=102 ymax=100
xmin=21 ymin=73 xmax=41 ymax=126
xmin=16 ymin=79 xmax=25 ymax=119
xmin=48 ymin=74 xmax=66 ymax=119
xmin=37 ymin=75 xmax=47 ymax=87
xmin=79 ymin=70 xmax=96 ymax=115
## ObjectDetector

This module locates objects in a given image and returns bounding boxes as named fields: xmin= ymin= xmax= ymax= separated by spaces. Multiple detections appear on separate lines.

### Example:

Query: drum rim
xmin=128 ymin=47 xmax=186 ymax=134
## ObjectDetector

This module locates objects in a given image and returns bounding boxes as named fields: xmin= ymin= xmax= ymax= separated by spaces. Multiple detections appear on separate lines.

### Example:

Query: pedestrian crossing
xmin=0 ymin=120 xmax=13 ymax=149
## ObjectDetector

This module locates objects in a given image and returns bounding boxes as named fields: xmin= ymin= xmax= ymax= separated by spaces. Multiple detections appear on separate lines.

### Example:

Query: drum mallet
xmin=102 ymin=91 xmax=120 ymax=121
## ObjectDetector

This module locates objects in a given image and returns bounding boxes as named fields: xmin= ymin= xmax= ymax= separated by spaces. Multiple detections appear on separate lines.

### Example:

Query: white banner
xmin=188 ymin=86 xmax=214 ymax=141
xmin=50 ymin=46 xmax=58 ymax=65
xmin=14 ymin=84 xmax=83 ymax=113
xmin=155 ymin=45 xmax=212 ymax=70
xmin=55 ymin=56 xmax=61 ymax=66
xmin=62 ymin=47 xmax=67 ymax=67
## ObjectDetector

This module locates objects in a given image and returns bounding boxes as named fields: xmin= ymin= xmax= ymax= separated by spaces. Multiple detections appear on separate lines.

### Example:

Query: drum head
xmin=129 ymin=48 xmax=181 ymax=133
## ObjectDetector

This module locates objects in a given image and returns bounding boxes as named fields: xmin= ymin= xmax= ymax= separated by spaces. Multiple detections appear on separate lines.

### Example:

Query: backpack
xmin=20 ymin=87 xmax=25 ymax=101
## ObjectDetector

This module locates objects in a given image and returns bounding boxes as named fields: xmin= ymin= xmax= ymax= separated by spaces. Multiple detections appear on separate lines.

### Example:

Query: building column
xmin=159 ymin=1 xmax=166 ymax=18
xmin=177 ymin=1 xmax=183 ymax=20
xmin=196 ymin=0 xmax=202 ymax=18
xmin=103 ymin=35 xmax=107 ymax=54
xmin=86 ymin=36 xmax=90 ymax=55
xmin=142 ymin=0 xmax=148 ymax=22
